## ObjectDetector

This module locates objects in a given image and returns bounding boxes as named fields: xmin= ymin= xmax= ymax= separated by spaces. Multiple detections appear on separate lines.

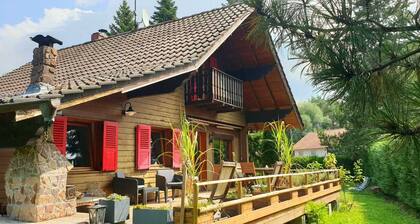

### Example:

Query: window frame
xmin=150 ymin=127 xmax=172 ymax=168
xmin=66 ymin=117 xmax=100 ymax=171
xmin=211 ymin=134 xmax=233 ymax=163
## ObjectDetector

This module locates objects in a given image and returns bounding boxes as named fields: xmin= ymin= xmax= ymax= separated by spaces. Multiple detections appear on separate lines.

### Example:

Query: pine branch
xmin=367 ymin=48 xmax=420 ymax=74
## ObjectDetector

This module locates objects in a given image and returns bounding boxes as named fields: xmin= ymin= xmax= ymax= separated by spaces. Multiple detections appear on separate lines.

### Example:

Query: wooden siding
xmin=186 ymin=106 xmax=246 ymax=127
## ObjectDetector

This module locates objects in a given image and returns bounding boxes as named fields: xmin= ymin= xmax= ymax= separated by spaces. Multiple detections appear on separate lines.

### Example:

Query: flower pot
xmin=133 ymin=208 xmax=173 ymax=224
xmin=99 ymin=197 xmax=130 ymax=223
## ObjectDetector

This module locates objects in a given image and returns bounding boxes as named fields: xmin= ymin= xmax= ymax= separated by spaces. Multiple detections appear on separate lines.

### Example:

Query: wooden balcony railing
xmin=174 ymin=169 xmax=341 ymax=224
xmin=185 ymin=68 xmax=243 ymax=112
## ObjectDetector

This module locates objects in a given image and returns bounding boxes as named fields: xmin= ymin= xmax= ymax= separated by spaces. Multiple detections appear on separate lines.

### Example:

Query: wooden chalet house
xmin=0 ymin=4 xmax=302 ymax=222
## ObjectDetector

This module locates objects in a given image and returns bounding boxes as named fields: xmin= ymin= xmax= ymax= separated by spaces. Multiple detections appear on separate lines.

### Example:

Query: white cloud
xmin=0 ymin=8 xmax=93 ymax=75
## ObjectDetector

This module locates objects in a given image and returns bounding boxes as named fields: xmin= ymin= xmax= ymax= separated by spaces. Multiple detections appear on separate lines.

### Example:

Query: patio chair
xmin=209 ymin=161 xmax=237 ymax=202
xmin=270 ymin=161 xmax=284 ymax=189
xmin=112 ymin=171 xmax=145 ymax=204
xmin=239 ymin=162 xmax=257 ymax=191
xmin=156 ymin=169 xmax=183 ymax=202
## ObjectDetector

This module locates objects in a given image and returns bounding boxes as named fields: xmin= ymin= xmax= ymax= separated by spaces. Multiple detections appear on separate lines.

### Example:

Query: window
xmin=53 ymin=116 xmax=118 ymax=171
xmin=151 ymin=131 xmax=165 ymax=165
xmin=212 ymin=138 xmax=232 ymax=164
xmin=67 ymin=123 xmax=92 ymax=167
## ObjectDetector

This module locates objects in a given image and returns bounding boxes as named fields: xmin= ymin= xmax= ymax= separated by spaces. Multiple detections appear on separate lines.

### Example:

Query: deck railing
xmin=175 ymin=169 xmax=341 ymax=224
xmin=185 ymin=68 xmax=243 ymax=111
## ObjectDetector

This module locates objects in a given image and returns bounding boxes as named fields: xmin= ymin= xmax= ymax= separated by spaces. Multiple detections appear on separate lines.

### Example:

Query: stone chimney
xmin=25 ymin=35 xmax=62 ymax=95
xmin=91 ymin=29 xmax=108 ymax=41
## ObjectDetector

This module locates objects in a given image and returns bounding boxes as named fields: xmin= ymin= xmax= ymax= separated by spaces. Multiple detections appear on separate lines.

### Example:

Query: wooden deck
xmin=174 ymin=169 xmax=341 ymax=224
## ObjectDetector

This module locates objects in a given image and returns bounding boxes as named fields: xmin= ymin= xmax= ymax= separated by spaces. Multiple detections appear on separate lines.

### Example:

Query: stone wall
xmin=5 ymin=131 xmax=76 ymax=222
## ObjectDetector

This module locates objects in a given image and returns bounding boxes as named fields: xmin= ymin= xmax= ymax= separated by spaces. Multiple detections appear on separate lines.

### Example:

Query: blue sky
xmin=0 ymin=0 xmax=317 ymax=101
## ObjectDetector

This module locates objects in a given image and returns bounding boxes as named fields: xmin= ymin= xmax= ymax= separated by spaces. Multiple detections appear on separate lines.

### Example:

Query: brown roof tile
xmin=0 ymin=4 xmax=253 ymax=103
xmin=294 ymin=129 xmax=347 ymax=150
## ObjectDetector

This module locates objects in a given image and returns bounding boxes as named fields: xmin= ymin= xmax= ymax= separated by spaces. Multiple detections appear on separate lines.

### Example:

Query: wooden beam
xmin=245 ymin=108 xmax=292 ymax=123
xmin=227 ymin=65 xmax=275 ymax=81
xmin=263 ymin=74 xmax=279 ymax=108
xmin=248 ymin=81 xmax=262 ymax=110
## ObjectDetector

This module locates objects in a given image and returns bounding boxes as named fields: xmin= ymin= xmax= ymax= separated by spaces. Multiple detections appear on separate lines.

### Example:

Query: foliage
xmin=338 ymin=165 xmax=355 ymax=210
xmin=323 ymin=153 xmax=337 ymax=169
xmin=106 ymin=193 xmax=128 ymax=201
xmin=325 ymin=191 xmax=420 ymax=224
xmin=151 ymin=0 xmax=177 ymax=24
xmin=245 ymin=0 xmax=420 ymax=147
xmin=353 ymin=159 xmax=364 ymax=184
xmin=367 ymin=141 xmax=420 ymax=210
xmin=292 ymin=156 xmax=324 ymax=169
xmin=293 ymin=97 xmax=346 ymax=142
xmin=109 ymin=0 xmax=137 ymax=35
xmin=266 ymin=120 xmax=294 ymax=173
xmin=306 ymin=161 xmax=323 ymax=170
xmin=305 ymin=201 xmax=328 ymax=224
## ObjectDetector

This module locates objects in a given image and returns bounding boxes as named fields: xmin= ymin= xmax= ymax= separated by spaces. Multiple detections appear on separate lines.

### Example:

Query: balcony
xmin=185 ymin=68 xmax=243 ymax=112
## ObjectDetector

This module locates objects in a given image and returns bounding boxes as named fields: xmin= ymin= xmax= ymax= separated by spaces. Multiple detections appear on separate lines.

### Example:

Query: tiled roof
xmin=0 ymin=4 xmax=253 ymax=104
xmin=294 ymin=132 xmax=326 ymax=150
xmin=294 ymin=129 xmax=346 ymax=150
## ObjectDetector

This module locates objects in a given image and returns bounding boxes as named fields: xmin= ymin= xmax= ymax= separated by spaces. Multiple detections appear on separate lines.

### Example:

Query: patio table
xmin=138 ymin=186 xmax=159 ymax=204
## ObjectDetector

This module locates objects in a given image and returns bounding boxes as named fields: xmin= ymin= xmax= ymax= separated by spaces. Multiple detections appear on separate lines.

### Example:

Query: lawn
xmin=325 ymin=191 xmax=419 ymax=224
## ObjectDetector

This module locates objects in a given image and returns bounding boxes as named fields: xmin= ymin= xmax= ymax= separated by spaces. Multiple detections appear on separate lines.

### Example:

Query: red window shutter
xmin=136 ymin=125 xmax=151 ymax=170
xmin=52 ymin=116 xmax=67 ymax=155
xmin=102 ymin=121 xmax=118 ymax=171
xmin=172 ymin=128 xmax=182 ymax=169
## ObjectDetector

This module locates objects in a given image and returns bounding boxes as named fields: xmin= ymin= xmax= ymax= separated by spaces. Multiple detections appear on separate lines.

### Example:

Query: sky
xmin=0 ymin=0 xmax=318 ymax=102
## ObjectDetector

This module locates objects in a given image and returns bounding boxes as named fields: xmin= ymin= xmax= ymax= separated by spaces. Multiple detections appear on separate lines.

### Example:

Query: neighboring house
xmin=0 ymin=4 xmax=302 ymax=221
xmin=294 ymin=128 xmax=346 ymax=157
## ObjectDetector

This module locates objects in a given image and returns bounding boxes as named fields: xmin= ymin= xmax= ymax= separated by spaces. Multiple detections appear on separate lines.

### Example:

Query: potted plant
xmin=99 ymin=193 xmax=130 ymax=223
xmin=133 ymin=204 xmax=173 ymax=224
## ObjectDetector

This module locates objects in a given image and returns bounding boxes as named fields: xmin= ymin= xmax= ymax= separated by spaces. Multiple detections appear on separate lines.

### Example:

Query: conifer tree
xmin=109 ymin=0 xmax=137 ymax=35
xmin=151 ymin=0 xmax=177 ymax=24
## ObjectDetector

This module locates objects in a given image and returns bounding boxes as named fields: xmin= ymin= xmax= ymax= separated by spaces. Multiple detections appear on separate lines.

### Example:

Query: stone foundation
xmin=5 ymin=131 xmax=76 ymax=222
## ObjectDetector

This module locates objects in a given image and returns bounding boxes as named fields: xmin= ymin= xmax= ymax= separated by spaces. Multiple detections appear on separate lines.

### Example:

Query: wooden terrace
xmin=174 ymin=169 xmax=341 ymax=224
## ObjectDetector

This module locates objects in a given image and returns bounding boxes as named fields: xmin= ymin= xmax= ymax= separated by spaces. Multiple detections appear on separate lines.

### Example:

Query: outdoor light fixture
xmin=122 ymin=102 xmax=136 ymax=116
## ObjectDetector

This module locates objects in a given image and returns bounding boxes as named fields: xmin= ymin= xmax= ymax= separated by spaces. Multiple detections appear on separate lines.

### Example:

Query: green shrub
xmin=307 ymin=161 xmax=324 ymax=170
xmin=106 ymin=193 xmax=127 ymax=201
xmin=353 ymin=159 xmax=364 ymax=184
xmin=292 ymin=156 xmax=324 ymax=169
xmin=305 ymin=201 xmax=328 ymax=224
xmin=323 ymin=153 xmax=337 ymax=169
xmin=335 ymin=155 xmax=355 ymax=173
xmin=367 ymin=141 xmax=420 ymax=211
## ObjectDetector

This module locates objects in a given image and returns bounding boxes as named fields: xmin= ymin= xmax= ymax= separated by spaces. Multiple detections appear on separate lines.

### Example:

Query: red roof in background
xmin=293 ymin=128 xmax=346 ymax=150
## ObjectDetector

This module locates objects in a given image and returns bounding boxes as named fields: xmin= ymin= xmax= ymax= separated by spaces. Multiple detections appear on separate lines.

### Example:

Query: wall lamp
xmin=122 ymin=102 xmax=136 ymax=116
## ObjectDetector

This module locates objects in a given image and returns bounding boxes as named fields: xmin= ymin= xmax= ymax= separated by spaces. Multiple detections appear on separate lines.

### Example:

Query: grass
xmin=325 ymin=191 xmax=419 ymax=224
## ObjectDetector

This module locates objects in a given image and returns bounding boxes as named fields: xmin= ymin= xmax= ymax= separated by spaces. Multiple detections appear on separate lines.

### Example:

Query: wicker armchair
xmin=156 ymin=169 xmax=183 ymax=202
xmin=112 ymin=171 xmax=145 ymax=204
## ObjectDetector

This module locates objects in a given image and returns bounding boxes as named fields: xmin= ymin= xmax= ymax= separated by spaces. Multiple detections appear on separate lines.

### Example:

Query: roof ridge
xmin=57 ymin=3 xmax=251 ymax=52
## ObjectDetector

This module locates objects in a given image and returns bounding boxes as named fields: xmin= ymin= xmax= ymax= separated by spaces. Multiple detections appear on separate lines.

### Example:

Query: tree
xmin=151 ymin=0 xmax=177 ymax=24
xmin=109 ymin=0 xmax=137 ymax=35
xmin=245 ymin=0 xmax=420 ymax=146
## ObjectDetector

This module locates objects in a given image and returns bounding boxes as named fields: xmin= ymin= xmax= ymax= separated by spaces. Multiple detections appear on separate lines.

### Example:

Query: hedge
xmin=367 ymin=141 xmax=420 ymax=211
